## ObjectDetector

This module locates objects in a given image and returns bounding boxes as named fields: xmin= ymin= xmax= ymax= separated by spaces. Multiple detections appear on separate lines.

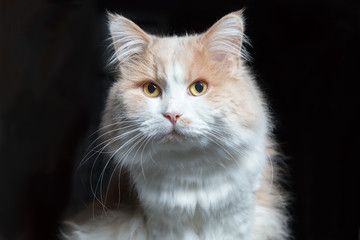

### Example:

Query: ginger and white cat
xmin=63 ymin=10 xmax=289 ymax=240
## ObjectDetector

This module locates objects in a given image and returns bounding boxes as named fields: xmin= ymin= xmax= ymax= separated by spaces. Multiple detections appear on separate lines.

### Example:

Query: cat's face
xmin=103 ymin=11 xmax=267 ymax=165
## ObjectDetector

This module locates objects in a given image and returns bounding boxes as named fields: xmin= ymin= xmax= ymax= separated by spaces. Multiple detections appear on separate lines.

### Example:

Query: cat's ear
xmin=108 ymin=13 xmax=151 ymax=65
xmin=202 ymin=10 xmax=248 ymax=63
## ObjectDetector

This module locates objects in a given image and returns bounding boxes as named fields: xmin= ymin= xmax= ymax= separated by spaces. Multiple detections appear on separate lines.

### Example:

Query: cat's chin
xmin=161 ymin=130 xmax=187 ymax=144
xmin=160 ymin=129 xmax=188 ymax=144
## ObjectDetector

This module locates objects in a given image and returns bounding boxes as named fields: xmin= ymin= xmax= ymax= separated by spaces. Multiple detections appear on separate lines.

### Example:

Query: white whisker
xmin=95 ymin=132 xmax=143 ymax=207
xmin=78 ymin=127 xmax=139 ymax=171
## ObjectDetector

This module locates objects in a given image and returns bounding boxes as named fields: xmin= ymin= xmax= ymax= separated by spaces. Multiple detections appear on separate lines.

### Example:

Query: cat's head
xmin=102 ymin=11 xmax=268 ymax=167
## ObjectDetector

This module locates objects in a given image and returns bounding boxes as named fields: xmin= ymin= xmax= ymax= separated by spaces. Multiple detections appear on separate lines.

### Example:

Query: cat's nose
xmin=163 ymin=113 xmax=182 ymax=125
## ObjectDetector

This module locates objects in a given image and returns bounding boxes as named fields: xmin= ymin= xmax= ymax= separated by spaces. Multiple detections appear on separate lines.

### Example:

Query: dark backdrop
xmin=0 ymin=0 xmax=359 ymax=239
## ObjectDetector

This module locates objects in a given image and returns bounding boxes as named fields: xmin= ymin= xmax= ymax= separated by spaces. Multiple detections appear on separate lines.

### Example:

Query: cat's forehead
xmin=151 ymin=37 xmax=183 ymax=60
xmin=149 ymin=36 xmax=199 ymax=85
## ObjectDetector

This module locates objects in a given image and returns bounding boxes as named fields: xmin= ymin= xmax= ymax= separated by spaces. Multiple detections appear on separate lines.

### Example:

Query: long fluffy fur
xmin=63 ymin=10 xmax=289 ymax=240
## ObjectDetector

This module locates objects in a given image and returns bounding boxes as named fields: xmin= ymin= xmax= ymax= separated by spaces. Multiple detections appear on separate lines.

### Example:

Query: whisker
xmin=78 ymin=127 xmax=139 ymax=171
xmin=102 ymin=134 xmax=149 ymax=207
xmin=95 ymin=133 xmax=143 ymax=207
xmin=85 ymin=120 xmax=139 ymax=150
xmin=204 ymin=132 xmax=237 ymax=162
xmin=103 ymin=155 xmax=123 ymax=210
xmin=88 ymin=122 xmax=119 ymax=137
xmin=87 ymin=131 xmax=136 ymax=208
xmin=148 ymin=137 xmax=157 ymax=165
xmin=138 ymin=135 xmax=153 ymax=183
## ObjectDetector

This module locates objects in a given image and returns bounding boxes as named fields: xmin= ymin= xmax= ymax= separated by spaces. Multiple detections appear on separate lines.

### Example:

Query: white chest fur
xmin=130 ymin=146 xmax=266 ymax=240
xmin=62 ymin=125 xmax=286 ymax=240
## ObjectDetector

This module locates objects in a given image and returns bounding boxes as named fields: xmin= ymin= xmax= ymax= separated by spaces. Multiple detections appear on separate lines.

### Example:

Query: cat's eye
xmin=189 ymin=80 xmax=208 ymax=96
xmin=143 ymin=82 xmax=161 ymax=97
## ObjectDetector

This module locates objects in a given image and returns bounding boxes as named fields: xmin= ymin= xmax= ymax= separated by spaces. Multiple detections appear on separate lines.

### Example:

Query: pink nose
xmin=163 ymin=113 xmax=182 ymax=125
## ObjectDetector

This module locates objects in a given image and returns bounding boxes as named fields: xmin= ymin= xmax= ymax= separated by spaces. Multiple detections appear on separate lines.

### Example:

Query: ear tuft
xmin=202 ymin=10 xmax=251 ymax=62
xmin=107 ymin=13 xmax=151 ymax=66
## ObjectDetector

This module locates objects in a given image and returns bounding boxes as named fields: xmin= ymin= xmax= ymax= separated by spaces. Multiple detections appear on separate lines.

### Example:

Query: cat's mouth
xmin=160 ymin=128 xmax=188 ymax=144
xmin=169 ymin=129 xmax=183 ymax=137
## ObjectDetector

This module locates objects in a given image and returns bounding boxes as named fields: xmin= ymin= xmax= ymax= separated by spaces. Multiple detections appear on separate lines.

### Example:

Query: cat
xmin=62 ymin=10 xmax=289 ymax=240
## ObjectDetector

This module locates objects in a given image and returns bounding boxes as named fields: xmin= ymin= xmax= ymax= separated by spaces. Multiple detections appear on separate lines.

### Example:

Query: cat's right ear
xmin=201 ymin=10 xmax=249 ymax=63
xmin=108 ymin=13 xmax=151 ymax=65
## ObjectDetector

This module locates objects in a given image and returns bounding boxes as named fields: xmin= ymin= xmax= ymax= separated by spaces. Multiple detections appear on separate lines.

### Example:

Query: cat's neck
xmin=128 ymin=147 xmax=265 ymax=239
xmin=130 ymin=145 xmax=266 ymax=215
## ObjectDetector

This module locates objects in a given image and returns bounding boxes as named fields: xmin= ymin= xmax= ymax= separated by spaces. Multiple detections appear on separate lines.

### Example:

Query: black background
xmin=0 ymin=0 xmax=359 ymax=239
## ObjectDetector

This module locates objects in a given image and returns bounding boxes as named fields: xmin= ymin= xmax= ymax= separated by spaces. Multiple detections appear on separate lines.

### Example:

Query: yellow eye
xmin=189 ymin=80 xmax=208 ymax=96
xmin=143 ymin=82 xmax=161 ymax=97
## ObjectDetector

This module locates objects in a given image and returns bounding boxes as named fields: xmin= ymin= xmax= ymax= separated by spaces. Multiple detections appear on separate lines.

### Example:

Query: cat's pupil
xmin=148 ymin=84 xmax=156 ymax=93
xmin=195 ymin=82 xmax=204 ymax=92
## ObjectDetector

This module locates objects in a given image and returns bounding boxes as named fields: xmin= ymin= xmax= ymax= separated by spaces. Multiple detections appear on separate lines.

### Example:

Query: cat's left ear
xmin=108 ymin=13 xmax=151 ymax=65
xmin=202 ymin=10 xmax=248 ymax=63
